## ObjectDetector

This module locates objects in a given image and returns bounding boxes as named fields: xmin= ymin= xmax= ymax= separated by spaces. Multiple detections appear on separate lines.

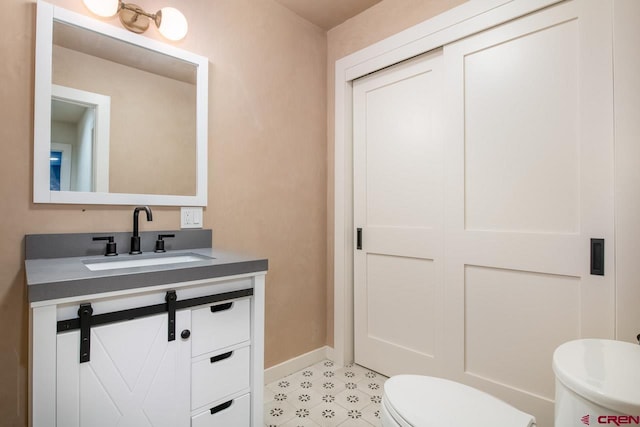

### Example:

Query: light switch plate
xmin=181 ymin=207 xmax=203 ymax=229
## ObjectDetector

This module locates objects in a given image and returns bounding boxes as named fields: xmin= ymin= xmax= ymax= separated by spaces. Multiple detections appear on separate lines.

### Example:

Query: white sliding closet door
xmin=442 ymin=0 xmax=613 ymax=422
xmin=353 ymin=1 xmax=614 ymax=425
xmin=353 ymin=51 xmax=445 ymax=377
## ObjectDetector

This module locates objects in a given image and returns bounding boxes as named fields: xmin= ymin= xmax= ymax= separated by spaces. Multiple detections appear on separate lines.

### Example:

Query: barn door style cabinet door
xmin=56 ymin=310 xmax=192 ymax=427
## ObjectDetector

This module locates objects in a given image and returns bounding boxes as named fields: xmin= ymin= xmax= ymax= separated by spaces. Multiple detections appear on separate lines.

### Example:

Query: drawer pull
xmin=210 ymin=399 xmax=233 ymax=415
xmin=210 ymin=302 xmax=233 ymax=313
xmin=210 ymin=351 xmax=233 ymax=363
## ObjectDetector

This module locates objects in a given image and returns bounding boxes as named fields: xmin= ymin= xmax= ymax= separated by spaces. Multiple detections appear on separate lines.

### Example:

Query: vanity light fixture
xmin=82 ymin=0 xmax=188 ymax=41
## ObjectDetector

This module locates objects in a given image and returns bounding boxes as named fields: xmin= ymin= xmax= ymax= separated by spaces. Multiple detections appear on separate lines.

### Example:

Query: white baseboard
xmin=264 ymin=346 xmax=335 ymax=384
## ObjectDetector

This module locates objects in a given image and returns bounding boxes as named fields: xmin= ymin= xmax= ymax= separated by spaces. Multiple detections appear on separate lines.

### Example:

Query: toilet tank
xmin=553 ymin=339 xmax=640 ymax=426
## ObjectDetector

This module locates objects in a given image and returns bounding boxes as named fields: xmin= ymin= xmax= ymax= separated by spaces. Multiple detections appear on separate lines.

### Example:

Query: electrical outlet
xmin=181 ymin=207 xmax=203 ymax=229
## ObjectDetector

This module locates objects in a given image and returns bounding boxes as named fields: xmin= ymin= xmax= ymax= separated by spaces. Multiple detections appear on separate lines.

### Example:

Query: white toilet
xmin=381 ymin=375 xmax=536 ymax=427
xmin=553 ymin=339 xmax=640 ymax=426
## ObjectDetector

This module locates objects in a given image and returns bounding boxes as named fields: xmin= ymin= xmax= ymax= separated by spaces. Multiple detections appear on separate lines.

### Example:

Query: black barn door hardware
xmin=166 ymin=291 xmax=177 ymax=341
xmin=57 ymin=288 xmax=253 ymax=363
xmin=356 ymin=228 xmax=363 ymax=250
xmin=79 ymin=304 xmax=93 ymax=363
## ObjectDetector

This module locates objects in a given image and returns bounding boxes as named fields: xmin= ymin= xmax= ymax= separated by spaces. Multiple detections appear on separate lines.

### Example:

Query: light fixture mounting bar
xmin=82 ymin=0 xmax=188 ymax=41
xmin=118 ymin=2 xmax=161 ymax=33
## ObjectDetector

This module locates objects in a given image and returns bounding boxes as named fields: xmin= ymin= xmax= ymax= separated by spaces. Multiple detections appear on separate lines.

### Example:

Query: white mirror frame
xmin=34 ymin=1 xmax=208 ymax=206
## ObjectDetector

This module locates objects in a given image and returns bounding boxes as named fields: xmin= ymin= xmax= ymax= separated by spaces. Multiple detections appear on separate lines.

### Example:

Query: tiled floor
xmin=264 ymin=360 xmax=387 ymax=426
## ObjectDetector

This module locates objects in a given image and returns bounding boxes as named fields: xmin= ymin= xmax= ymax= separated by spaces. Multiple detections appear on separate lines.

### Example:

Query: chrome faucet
xmin=130 ymin=206 xmax=153 ymax=254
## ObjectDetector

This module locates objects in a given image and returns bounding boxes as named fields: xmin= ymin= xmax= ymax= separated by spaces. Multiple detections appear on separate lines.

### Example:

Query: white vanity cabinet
xmin=30 ymin=274 xmax=266 ymax=427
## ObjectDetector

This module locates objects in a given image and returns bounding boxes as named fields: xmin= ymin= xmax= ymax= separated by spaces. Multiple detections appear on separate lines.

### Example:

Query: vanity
xmin=28 ymin=2 xmax=262 ymax=425
xmin=26 ymin=229 xmax=267 ymax=427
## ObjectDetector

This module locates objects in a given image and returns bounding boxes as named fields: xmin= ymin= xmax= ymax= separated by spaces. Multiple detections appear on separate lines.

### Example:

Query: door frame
xmin=51 ymin=84 xmax=111 ymax=193
xmin=332 ymin=0 xmax=565 ymax=366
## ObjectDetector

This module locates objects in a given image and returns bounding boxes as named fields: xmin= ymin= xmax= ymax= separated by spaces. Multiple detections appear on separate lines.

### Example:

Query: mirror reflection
xmin=51 ymin=20 xmax=197 ymax=196
xmin=51 ymin=99 xmax=95 ymax=192
xmin=51 ymin=85 xmax=110 ymax=192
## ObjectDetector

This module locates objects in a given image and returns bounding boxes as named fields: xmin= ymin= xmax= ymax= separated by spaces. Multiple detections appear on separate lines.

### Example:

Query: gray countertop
xmin=26 ymin=247 xmax=268 ymax=303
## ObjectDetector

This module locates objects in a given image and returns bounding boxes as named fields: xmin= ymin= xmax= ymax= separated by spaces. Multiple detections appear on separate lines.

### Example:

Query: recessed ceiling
xmin=274 ymin=0 xmax=383 ymax=30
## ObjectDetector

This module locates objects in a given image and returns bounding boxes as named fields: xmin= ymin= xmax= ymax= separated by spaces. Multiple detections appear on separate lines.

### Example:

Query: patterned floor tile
xmin=318 ymin=377 xmax=347 ymax=396
xmin=281 ymin=417 xmax=322 ymax=427
xmin=357 ymin=377 xmax=386 ymax=396
xmin=265 ymin=400 xmax=297 ymax=425
xmin=334 ymin=365 xmax=370 ymax=383
xmin=265 ymin=360 xmax=386 ymax=427
xmin=290 ymin=388 xmax=323 ymax=409
xmin=265 ymin=386 xmax=276 ymax=404
xmin=288 ymin=375 xmax=321 ymax=394
xmin=343 ymin=408 xmax=367 ymax=422
xmin=342 ymin=380 xmax=363 ymax=394
xmin=361 ymin=403 xmax=383 ymax=427
xmin=292 ymin=367 xmax=323 ymax=383
xmin=334 ymin=389 xmax=371 ymax=411
xmin=364 ymin=393 xmax=383 ymax=407
xmin=339 ymin=419 xmax=374 ymax=426
xmin=312 ymin=359 xmax=339 ymax=372
xmin=273 ymin=390 xmax=292 ymax=405
xmin=309 ymin=402 xmax=349 ymax=426
xmin=267 ymin=376 xmax=301 ymax=394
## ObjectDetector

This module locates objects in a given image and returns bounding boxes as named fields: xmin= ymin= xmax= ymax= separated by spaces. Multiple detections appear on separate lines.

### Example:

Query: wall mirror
xmin=34 ymin=1 xmax=208 ymax=206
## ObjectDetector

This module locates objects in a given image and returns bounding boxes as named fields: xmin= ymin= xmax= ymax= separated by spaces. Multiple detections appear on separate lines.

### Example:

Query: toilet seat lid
xmin=383 ymin=375 xmax=535 ymax=427
xmin=553 ymin=339 xmax=640 ymax=415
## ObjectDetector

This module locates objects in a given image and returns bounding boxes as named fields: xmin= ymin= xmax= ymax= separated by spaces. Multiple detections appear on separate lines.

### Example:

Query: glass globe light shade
xmin=82 ymin=0 xmax=119 ymax=17
xmin=158 ymin=7 xmax=188 ymax=41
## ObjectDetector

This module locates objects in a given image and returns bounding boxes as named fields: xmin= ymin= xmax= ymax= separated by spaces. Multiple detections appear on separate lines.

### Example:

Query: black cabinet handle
xmin=210 ymin=351 xmax=233 ymax=363
xmin=180 ymin=329 xmax=190 ymax=339
xmin=210 ymin=302 xmax=233 ymax=313
xmin=356 ymin=228 xmax=362 ymax=250
xmin=590 ymin=238 xmax=604 ymax=276
xmin=210 ymin=400 xmax=233 ymax=415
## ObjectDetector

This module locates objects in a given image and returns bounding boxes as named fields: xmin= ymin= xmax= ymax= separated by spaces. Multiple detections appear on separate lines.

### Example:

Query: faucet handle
xmin=93 ymin=236 xmax=118 ymax=257
xmin=155 ymin=234 xmax=175 ymax=253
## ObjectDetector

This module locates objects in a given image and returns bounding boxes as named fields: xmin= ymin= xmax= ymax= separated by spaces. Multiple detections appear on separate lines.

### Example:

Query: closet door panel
xmin=353 ymin=51 xmax=445 ymax=377
xmin=463 ymin=18 xmax=579 ymax=234
xmin=443 ymin=1 xmax=614 ymax=425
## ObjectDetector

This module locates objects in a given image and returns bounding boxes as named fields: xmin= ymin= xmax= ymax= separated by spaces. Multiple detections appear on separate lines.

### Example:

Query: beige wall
xmin=0 ymin=0 xmax=326 ymax=424
xmin=325 ymin=0 xmax=467 ymax=346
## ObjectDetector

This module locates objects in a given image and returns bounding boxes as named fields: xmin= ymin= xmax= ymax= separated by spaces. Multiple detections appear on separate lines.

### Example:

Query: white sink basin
xmin=84 ymin=253 xmax=211 ymax=271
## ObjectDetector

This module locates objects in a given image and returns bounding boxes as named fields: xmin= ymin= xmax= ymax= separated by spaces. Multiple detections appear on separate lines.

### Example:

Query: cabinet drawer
xmin=191 ymin=394 xmax=250 ymax=427
xmin=192 ymin=346 xmax=251 ymax=410
xmin=191 ymin=298 xmax=250 ymax=357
